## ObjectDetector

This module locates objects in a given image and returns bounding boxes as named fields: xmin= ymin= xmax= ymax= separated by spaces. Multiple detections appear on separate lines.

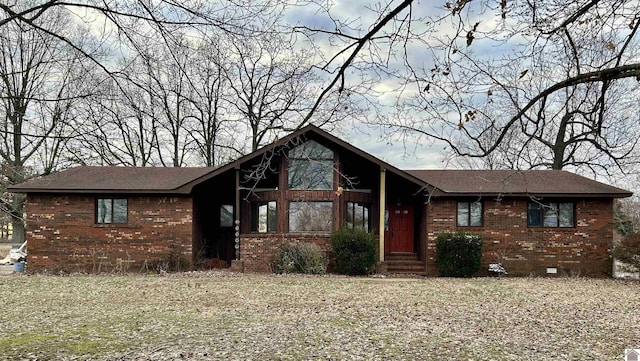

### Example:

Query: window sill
xmin=527 ymin=226 xmax=576 ymax=229
xmin=285 ymin=232 xmax=332 ymax=237
xmin=240 ymin=232 xmax=278 ymax=238
xmin=239 ymin=232 xmax=332 ymax=237
xmin=93 ymin=223 xmax=133 ymax=228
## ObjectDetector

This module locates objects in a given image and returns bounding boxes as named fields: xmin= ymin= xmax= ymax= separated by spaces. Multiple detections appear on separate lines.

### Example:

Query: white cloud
xmin=347 ymin=122 xmax=450 ymax=169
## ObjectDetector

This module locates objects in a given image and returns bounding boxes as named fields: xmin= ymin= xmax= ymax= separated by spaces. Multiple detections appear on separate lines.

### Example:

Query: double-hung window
xmin=527 ymin=202 xmax=574 ymax=227
xmin=346 ymin=202 xmax=370 ymax=231
xmin=457 ymin=201 xmax=482 ymax=227
xmin=251 ymin=201 xmax=277 ymax=233
xmin=96 ymin=198 xmax=128 ymax=224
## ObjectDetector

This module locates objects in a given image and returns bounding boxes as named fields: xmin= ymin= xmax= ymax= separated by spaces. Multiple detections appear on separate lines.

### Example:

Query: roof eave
xmin=433 ymin=192 xmax=633 ymax=198
xmin=6 ymin=188 xmax=192 ymax=195
xmin=178 ymin=124 xmax=435 ymax=193
xmin=310 ymin=127 xmax=434 ymax=191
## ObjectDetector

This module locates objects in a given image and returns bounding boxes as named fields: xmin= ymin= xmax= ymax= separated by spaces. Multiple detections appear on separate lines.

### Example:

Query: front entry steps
xmin=385 ymin=252 xmax=426 ymax=276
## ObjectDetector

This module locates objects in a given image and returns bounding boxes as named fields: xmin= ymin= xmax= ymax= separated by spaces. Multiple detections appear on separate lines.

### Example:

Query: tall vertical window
xmin=289 ymin=201 xmax=333 ymax=232
xmin=457 ymin=201 xmax=482 ymax=227
xmin=251 ymin=201 xmax=277 ymax=233
xmin=346 ymin=202 xmax=370 ymax=231
xmin=220 ymin=205 xmax=234 ymax=227
xmin=528 ymin=202 xmax=574 ymax=227
xmin=96 ymin=198 xmax=128 ymax=224
xmin=288 ymin=140 xmax=334 ymax=190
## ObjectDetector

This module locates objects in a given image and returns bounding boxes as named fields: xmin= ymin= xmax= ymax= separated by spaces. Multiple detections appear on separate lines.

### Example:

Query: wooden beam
xmin=379 ymin=168 xmax=386 ymax=262
xmin=235 ymin=167 xmax=240 ymax=260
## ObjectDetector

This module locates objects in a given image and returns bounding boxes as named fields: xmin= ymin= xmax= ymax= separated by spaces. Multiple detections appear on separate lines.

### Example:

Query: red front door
xmin=384 ymin=204 xmax=414 ymax=253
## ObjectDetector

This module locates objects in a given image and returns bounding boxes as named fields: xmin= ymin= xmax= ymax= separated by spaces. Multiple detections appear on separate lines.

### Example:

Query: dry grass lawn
xmin=0 ymin=272 xmax=638 ymax=360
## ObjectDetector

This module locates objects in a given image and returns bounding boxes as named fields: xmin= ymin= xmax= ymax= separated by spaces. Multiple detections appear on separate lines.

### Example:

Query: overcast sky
xmin=284 ymin=0 xmax=451 ymax=170
xmin=62 ymin=0 xmax=640 ymax=191
xmin=280 ymin=1 xmax=640 ymax=194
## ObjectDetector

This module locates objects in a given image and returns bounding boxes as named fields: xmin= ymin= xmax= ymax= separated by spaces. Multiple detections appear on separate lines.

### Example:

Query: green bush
xmin=613 ymin=232 xmax=640 ymax=271
xmin=271 ymin=242 xmax=327 ymax=275
xmin=331 ymin=228 xmax=376 ymax=275
xmin=435 ymin=232 xmax=482 ymax=277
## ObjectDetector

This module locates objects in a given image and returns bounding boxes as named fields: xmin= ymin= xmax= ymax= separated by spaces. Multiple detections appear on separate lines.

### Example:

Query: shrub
xmin=613 ymin=232 xmax=640 ymax=271
xmin=435 ymin=232 xmax=482 ymax=277
xmin=271 ymin=242 xmax=327 ymax=275
xmin=331 ymin=228 xmax=376 ymax=275
xmin=143 ymin=244 xmax=191 ymax=274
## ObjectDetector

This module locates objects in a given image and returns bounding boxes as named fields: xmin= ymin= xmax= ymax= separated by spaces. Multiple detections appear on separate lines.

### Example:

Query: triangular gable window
xmin=287 ymin=140 xmax=334 ymax=190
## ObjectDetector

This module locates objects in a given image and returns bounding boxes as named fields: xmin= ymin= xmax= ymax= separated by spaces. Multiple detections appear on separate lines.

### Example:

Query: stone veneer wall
xmin=239 ymin=233 xmax=333 ymax=273
xmin=425 ymin=198 xmax=615 ymax=277
xmin=25 ymin=194 xmax=193 ymax=273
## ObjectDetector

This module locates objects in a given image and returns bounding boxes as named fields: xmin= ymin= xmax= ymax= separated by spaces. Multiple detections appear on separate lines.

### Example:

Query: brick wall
xmin=426 ymin=198 xmax=614 ymax=277
xmin=239 ymin=233 xmax=332 ymax=272
xmin=24 ymin=193 xmax=615 ymax=276
xmin=25 ymin=194 xmax=193 ymax=273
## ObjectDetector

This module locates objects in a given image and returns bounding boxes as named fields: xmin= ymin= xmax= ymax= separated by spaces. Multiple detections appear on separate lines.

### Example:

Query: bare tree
xmin=225 ymin=33 xmax=313 ymax=152
xmin=75 ymin=76 xmax=160 ymax=166
xmin=296 ymin=1 xmax=640 ymax=175
xmin=224 ymin=31 xmax=359 ymax=152
xmin=79 ymin=36 xmax=246 ymax=168
xmin=437 ymin=67 xmax=640 ymax=174
xmin=410 ymin=16 xmax=640 ymax=174
xmin=187 ymin=38 xmax=243 ymax=166
xmin=0 ymin=7 xmax=96 ymax=242
xmin=141 ymin=38 xmax=196 ymax=167
xmin=0 ymin=1 xmax=293 ymax=77
xmin=8 ymin=1 xmax=638 ymax=176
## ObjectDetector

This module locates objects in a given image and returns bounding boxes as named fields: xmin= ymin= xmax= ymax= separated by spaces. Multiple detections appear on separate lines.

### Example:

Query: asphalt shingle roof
xmin=5 ymin=126 xmax=632 ymax=198
xmin=8 ymin=166 xmax=216 ymax=194
xmin=405 ymin=169 xmax=631 ymax=197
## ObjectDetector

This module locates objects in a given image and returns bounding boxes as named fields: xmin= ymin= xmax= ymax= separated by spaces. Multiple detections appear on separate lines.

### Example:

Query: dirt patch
xmin=0 ymin=244 xmax=10 ymax=259
xmin=0 ymin=273 xmax=638 ymax=360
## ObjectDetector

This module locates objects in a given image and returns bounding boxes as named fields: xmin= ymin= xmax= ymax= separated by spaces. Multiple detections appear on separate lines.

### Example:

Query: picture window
xmin=289 ymin=201 xmax=333 ymax=232
xmin=96 ymin=198 xmax=127 ymax=224
xmin=528 ymin=202 xmax=574 ymax=228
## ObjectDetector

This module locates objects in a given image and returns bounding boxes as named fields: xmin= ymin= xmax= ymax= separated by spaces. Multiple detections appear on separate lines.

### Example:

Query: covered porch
xmin=191 ymin=168 xmax=239 ymax=269
xmin=377 ymin=169 xmax=429 ymax=275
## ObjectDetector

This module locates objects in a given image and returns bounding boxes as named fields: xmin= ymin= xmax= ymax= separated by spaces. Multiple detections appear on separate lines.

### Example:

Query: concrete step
xmin=387 ymin=262 xmax=425 ymax=276
xmin=385 ymin=253 xmax=425 ymax=275
xmin=385 ymin=252 xmax=419 ymax=261
xmin=387 ymin=269 xmax=426 ymax=276
xmin=387 ymin=259 xmax=423 ymax=265
xmin=388 ymin=264 xmax=425 ymax=271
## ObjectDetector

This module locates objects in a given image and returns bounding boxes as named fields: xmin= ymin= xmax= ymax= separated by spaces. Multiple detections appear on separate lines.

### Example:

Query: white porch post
xmin=379 ymin=168 xmax=386 ymax=262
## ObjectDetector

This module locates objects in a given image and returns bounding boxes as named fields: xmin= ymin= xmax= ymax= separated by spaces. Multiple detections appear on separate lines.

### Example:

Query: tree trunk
xmin=551 ymin=113 xmax=571 ymax=170
xmin=11 ymin=193 xmax=25 ymax=244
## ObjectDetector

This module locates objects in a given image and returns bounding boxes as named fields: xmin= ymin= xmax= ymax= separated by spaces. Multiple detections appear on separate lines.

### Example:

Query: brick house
xmin=8 ymin=125 xmax=632 ymax=276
